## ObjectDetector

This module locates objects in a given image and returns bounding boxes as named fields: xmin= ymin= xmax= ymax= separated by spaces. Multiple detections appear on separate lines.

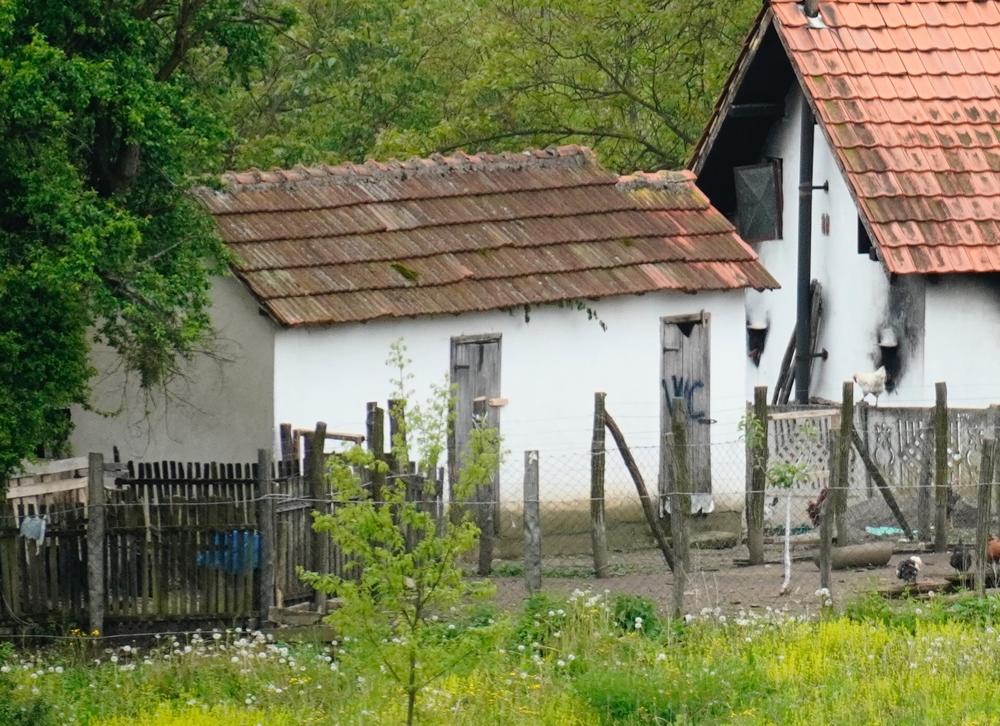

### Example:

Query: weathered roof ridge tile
xmin=220 ymin=145 xmax=597 ymax=190
xmin=616 ymin=169 xmax=696 ymax=190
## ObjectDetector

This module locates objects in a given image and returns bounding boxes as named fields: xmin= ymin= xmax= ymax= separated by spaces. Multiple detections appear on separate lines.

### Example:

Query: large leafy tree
xmin=228 ymin=0 xmax=757 ymax=173
xmin=0 ymin=0 xmax=291 ymax=474
xmin=223 ymin=0 xmax=470 ymax=169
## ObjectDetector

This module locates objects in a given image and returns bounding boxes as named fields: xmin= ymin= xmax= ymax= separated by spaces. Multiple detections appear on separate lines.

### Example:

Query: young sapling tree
xmin=302 ymin=341 xmax=500 ymax=725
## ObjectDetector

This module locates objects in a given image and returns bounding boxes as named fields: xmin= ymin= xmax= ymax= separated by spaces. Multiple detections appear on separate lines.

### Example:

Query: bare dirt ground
xmin=485 ymin=542 xmax=957 ymax=616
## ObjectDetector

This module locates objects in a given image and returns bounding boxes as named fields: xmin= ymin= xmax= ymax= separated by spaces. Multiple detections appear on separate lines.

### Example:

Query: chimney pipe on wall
xmin=803 ymin=0 xmax=820 ymax=18
xmin=794 ymin=97 xmax=816 ymax=405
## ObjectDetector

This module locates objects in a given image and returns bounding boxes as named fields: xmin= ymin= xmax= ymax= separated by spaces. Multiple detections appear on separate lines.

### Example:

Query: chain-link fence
xmin=485 ymin=402 xmax=1000 ymax=615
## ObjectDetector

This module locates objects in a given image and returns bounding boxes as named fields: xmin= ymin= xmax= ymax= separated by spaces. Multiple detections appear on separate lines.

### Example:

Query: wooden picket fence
xmin=0 ymin=456 xmax=333 ymax=629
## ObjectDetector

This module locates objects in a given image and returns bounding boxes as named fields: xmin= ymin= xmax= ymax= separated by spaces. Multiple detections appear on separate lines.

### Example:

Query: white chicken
xmin=853 ymin=366 xmax=887 ymax=406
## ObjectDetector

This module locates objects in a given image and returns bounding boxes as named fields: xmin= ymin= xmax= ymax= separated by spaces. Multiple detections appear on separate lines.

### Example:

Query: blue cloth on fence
xmin=196 ymin=530 xmax=261 ymax=573
xmin=865 ymin=526 xmax=905 ymax=538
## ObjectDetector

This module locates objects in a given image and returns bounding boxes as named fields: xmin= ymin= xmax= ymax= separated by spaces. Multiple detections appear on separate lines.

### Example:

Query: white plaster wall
xmin=745 ymin=88 xmax=929 ymax=404
xmin=924 ymin=275 xmax=1000 ymax=407
xmin=273 ymin=292 xmax=749 ymax=507
xmin=70 ymin=276 xmax=276 ymax=462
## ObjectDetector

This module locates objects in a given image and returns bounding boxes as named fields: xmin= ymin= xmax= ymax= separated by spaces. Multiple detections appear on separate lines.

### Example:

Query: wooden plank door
xmin=660 ymin=313 xmax=713 ymax=505
xmin=448 ymin=335 xmax=502 ymax=514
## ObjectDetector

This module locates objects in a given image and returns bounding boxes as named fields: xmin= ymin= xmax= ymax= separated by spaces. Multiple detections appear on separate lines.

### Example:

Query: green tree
xmin=302 ymin=342 xmax=500 ymax=726
xmin=223 ymin=0 xmax=473 ymax=169
xmin=0 ymin=0 xmax=292 ymax=475
xmin=420 ymin=0 xmax=759 ymax=171
xmin=228 ymin=0 xmax=757 ymax=173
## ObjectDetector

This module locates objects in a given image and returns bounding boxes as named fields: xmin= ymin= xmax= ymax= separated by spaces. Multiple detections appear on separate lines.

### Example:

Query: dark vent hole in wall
xmin=877 ymin=344 xmax=901 ymax=392
xmin=858 ymin=218 xmax=876 ymax=258
xmin=747 ymin=326 xmax=768 ymax=366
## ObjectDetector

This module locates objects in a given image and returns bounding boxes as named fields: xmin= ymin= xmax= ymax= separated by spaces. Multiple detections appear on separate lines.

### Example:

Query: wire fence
xmin=4 ymin=398 xmax=1000 ymax=629
xmin=485 ymin=410 xmax=1000 ymax=615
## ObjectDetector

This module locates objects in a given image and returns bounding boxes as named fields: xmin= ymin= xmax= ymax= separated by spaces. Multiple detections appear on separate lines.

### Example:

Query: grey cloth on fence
xmin=19 ymin=515 xmax=48 ymax=553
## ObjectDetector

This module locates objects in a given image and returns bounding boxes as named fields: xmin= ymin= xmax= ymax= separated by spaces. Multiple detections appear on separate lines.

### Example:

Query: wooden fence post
xmin=991 ymin=405 xmax=1000 ymax=536
xmin=256 ymin=448 xmax=276 ymax=622
xmin=523 ymin=451 xmax=541 ymax=594
xmin=746 ymin=386 xmax=768 ymax=565
xmin=819 ymin=432 xmax=837 ymax=592
xmin=975 ymin=438 xmax=995 ymax=597
xmin=366 ymin=402 xmax=386 ymax=503
xmin=669 ymin=400 xmax=691 ymax=618
xmin=87 ymin=452 xmax=105 ymax=636
xmin=934 ymin=382 xmax=949 ymax=552
xmin=591 ymin=392 xmax=609 ymax=578
xmin=279 ymin=423 xmax=294 ymax=461
xmin=472 ymin=398 xmax=494 ymax=576
xmin=605 ymin=410 xmax=675 ymax=571
xmin=308 ymin=422 xmax=328 ymax=614
xmin=837 ymin=381 xmax=853 ymax=544
xmin=388 ymin=399 xmax=407 ymax=470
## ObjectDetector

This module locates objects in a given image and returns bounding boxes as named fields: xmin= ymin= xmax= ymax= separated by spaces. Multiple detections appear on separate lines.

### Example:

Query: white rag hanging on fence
xmin=662 ymin=493 xmax=715 ymax=516
xmin=19 ymin=514 xmax=48 ymax=554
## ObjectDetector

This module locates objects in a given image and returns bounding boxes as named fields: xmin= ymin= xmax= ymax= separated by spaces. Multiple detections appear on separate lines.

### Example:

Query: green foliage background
xmin=0 ymin=0 xmax=291 ymax=473
xmin=0 ymin=0 xmax=757 ymax=473
xmin=224 ymin=0 xmax=759 ymax=173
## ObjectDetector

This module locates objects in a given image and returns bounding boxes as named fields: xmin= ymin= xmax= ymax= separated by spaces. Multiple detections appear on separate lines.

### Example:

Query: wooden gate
xmin=0 ymin=459 xmax=92 ymax=624
xmin=448 ymin=335 xmax=502 ymax=508
xmin=660 ymin=313 xmax=712 ymax=500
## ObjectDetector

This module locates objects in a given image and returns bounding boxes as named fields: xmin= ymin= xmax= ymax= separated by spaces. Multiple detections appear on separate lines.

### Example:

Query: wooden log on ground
xmin=878 ymin=579 xmax=952 ymax=599
xmin=604 ymin=411 xmax=675 ymax=571
xmin=850 ymin=426 xmax=914 ymax=540
xmin=523 ymin=451 xmax=542 ymax=594
xmin=823 ymin=542 xmax=894 ymax=570
xmin=590 ymin=392 xmax=609 ymax=578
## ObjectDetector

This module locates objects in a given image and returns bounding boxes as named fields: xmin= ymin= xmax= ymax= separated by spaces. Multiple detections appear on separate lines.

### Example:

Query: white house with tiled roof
xmin=72 ymin=147 xmax=774 ymax=519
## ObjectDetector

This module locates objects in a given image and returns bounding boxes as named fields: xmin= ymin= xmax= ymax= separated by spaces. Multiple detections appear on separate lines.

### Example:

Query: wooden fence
xmin=0 ymin=455 xmax=335 ymax=630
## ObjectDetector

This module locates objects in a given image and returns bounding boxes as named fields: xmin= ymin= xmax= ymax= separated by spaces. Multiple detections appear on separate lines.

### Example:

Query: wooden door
xmin=660 ymin=313 xmax=713 ymax=505
xmin=448 ymin=335 xmax=502 ymax=508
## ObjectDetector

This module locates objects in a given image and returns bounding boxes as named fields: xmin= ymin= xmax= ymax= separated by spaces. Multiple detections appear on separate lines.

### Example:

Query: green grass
xmin=5 ymin=592 xmax=1000 ymax=724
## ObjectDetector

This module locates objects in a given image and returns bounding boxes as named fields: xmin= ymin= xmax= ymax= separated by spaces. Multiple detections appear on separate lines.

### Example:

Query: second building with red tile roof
xmin=692 ymin=0 xmax=1000 ymax=407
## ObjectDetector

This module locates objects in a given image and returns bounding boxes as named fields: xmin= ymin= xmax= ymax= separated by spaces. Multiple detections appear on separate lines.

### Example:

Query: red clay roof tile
xmin=763 ymin=0 xmax=1000 ymax=273
xmin=198 ymin=147 xmax=775 ymax=326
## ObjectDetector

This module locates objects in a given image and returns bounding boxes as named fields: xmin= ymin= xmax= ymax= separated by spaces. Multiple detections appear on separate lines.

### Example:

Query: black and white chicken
xmin=896 ymin=555 xmax=922 ymax=585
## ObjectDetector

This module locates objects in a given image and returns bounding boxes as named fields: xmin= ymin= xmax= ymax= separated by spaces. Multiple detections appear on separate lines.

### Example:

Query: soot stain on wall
xmin=875 ymin=275 xmax=925 ymax=392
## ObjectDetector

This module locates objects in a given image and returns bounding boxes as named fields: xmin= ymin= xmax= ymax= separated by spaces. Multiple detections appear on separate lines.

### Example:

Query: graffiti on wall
xmin=662 ymin=375 xmax=706 ymax=421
